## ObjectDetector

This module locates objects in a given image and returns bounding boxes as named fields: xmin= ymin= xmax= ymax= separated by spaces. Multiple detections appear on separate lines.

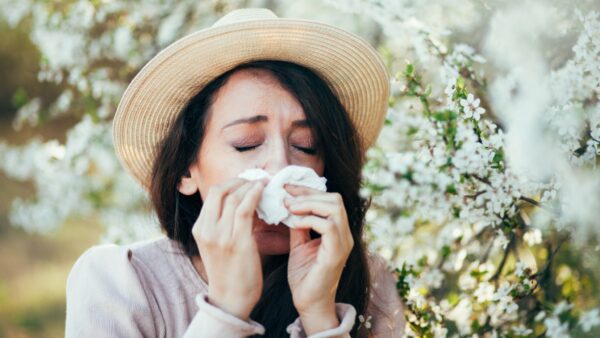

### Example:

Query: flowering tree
xmin=1 ymin=0 xmax=599 ymax=336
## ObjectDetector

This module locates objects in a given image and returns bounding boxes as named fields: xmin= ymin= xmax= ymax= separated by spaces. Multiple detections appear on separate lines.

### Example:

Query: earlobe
xmin=177 ymin=170 xmax=199 ymax=196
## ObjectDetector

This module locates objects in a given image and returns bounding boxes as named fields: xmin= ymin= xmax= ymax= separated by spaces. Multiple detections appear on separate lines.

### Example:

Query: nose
xmin=259 ymin=137 xmax=290 ymax=176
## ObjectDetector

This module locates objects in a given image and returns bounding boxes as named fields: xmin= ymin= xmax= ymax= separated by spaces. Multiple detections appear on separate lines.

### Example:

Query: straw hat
xmin=113 ymin=8 xmax=390 ymax=191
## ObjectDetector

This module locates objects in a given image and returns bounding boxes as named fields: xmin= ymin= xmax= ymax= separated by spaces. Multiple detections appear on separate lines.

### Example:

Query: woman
xmin=65 ymin=8 xmax=405 ymax=338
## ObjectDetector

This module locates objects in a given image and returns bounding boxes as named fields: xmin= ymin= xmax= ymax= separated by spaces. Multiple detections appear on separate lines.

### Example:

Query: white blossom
xmin=460 ymin=93 xmax=486 ymax=120
xmin=579 ymin=308 xmax=600 ymax=333
xmin=523 ymin=228 xmax=542 ymax=246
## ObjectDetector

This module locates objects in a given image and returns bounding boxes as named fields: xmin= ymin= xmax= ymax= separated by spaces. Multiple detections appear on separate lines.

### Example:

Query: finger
xmin=194 ymin=178 xmax=248 ymax=240
xmin=219 ymin=180 xmax=259 ymax=239
xmin=202 ymin=178 xmax=248 ymax=222
xmin=293 ymin=216 xmax=346 ymax=262
xmin=286 ymin=199 xmax=336 ymax=219
xmin=289 ymin=227 xmax=311 ymax=250
xmin=232 ymin=181 xmax=266 ymax=238
xmin=286 ymin=196 xmax=348 ymax=235
xmin=284 ymin=194 xmax=338 ymax=209
xmin=283 ymin=183 xmax=325 ymax=196
xmin=292 ymin=215 xmax=338 ymax=236
xmin=283 ymin=192 xmax=344 ymax=223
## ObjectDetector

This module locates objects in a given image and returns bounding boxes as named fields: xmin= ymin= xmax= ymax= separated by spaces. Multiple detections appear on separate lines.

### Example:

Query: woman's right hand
xmin=192 ymin=177 xmax=267 ymax=321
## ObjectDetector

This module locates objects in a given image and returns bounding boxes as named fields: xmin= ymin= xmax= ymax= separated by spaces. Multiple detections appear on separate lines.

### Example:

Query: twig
xmin=519 ymin=196 xmax=555 ymax=214
xmin=530 ymin=235 xmax=570 ymax=281
xmin=471 ymin=173 xmax=491 ymax=185
xmin=490 ymin=231 xmax=515 ymax=281
xmin=519 ymin=196 xmax=541 ymax=207
xmin=465 ymin=190 xmax=487 ymax=200
xmin=481 ymin=238 xmax=495 ymax=262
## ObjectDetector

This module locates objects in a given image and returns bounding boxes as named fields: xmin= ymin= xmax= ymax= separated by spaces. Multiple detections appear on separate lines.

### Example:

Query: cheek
xmin=314 ymin=159 xmax=325 ymax=177
xmin=196 ymin=146 xmax=247 ymax=199
xmin=300 ymin=155 xmax=324 ymax=178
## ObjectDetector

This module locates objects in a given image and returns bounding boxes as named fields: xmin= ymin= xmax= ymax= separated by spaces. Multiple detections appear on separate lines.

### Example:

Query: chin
xmin=255 ymin=234 xmax=290 ymax=255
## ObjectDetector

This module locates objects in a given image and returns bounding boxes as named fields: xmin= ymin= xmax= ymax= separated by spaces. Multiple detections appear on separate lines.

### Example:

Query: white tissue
xmin=237 ymin=165 xmax=327 ymax=228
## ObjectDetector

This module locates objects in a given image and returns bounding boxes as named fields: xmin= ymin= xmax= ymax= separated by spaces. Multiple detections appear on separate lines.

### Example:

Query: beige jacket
xmin=65 ymin=236 xmax=405 ymax=337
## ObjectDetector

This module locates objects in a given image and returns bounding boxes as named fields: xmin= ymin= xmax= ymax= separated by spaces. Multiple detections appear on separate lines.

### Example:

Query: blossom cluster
xmin=344 ymin=0 xmax=600 ymax=336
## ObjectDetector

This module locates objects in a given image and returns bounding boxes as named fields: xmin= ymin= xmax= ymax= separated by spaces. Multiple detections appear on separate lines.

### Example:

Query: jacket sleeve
xmin=285 ymin=303 xmax=357 ymax=338
xmin=183 ymin=291 xmax=265 ymax=337
xmin=65 ymin=244 xmax=266 ymax=338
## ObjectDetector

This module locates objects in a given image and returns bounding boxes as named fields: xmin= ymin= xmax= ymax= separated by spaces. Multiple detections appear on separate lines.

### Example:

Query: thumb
xmin=289 ymin=227 xmax=311 ymax=250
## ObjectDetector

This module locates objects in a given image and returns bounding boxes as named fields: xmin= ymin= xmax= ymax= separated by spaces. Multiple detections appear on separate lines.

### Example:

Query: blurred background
xmin=0 ymin=15 xmax=104 ymax=337
xmin=1 ymin=0 xmax=599 ymax=337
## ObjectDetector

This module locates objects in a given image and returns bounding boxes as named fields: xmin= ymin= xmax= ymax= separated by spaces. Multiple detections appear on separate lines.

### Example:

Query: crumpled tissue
xmin=237 ymin=165 xmax=327 ymax=228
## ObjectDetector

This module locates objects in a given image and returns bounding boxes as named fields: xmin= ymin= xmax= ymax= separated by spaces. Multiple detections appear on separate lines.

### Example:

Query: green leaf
xmin=405 ymin=63 xmax=415 ymax=77
xmin=432 ymin=112 xmax=447 ymax=121
xmin=441 ymin=245 xmax=451 ymax=258
xmin=493 ymin=149 xmax=504 ymax=164
xmin=432 ymin=110 xmax=458 ymax=122
xmin=447 ymin=292 xmax=460 ymax=306
xmin=424 ymin=84 xmax=432 ymax=97
xmin=407 ymin=126 xmax=419 ymax=136
xmin=470 ymin=269 xmax=487 ymax=278
xmin=11 ymin=88 xmax=28 ymax=109
xmin=452 ymin=206 xmax=461 ymax=218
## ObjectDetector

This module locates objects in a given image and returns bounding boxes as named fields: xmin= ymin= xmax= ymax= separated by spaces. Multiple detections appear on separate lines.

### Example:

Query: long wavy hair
xmin=150 ymin=60 xmax=373 ymax=337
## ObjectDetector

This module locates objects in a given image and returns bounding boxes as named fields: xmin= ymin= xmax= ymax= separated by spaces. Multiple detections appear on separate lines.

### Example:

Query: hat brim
xmin=113 ymin=18 xmax=390 ymax=191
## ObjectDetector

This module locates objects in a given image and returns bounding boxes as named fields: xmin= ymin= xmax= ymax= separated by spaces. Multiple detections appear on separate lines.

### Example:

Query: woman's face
xmin=178 ymin=68 xmax=325 ymax=255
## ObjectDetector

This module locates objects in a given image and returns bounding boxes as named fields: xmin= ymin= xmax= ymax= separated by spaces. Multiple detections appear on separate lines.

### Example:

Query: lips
xmin=259 ymin=224 xmax=286 ymax=231
xmin=253 ymin=220 xmax=288 ymax=233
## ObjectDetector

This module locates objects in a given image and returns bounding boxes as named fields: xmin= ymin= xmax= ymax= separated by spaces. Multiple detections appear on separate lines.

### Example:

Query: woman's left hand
xmin=283 ymin=184 xmax=354 ymax=332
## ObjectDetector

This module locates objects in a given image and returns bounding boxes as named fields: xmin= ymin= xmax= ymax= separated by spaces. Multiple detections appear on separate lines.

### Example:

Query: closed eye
xmin=234 ymin=145 xmax=259 ymax=152
xmin=295 ymin=146 xmax=317 ymax=155
xmin=234 ymin=145 xmax=317 ymax=155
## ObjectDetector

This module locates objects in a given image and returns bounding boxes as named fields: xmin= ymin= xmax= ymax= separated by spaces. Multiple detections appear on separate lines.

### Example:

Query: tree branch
xmin=490 ymin=230 xmax=515 ymax=281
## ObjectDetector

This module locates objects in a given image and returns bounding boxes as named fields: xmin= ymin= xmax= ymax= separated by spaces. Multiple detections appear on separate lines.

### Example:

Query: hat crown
xmin=213 ymin=8 xmax=278 ymax=27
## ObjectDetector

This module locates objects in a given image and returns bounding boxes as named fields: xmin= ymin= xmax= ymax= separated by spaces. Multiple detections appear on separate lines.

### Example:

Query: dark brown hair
xmin=150 ymin=60 xmax=372 ymax=337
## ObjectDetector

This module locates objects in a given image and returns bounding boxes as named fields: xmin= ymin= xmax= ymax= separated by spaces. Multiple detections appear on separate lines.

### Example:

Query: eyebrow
xmin=221 ymin=115 xmax=311 ymax=130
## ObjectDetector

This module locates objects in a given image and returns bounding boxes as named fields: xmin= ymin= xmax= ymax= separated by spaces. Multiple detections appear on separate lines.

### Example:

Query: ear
xmin=177 ymin=169 xmax=199 ymax=196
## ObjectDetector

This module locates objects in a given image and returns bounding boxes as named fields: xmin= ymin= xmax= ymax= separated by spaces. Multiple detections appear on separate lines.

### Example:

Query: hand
xmin=192 ymin=177 xmax=267 ymax=320
xmin=284 ymin=184 xmax=354 ymax=333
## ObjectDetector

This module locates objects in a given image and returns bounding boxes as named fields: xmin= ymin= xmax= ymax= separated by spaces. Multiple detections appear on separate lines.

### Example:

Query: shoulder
xmin=67 ymin=242 xmax=130 ymax=289
xmin=365 ymin=251 xmax=399 ymax=298
xmin=364 ymin=250 xmax=407 ymax=337
xmin=69 ymin=242 xmax=127 ymax=272
xmin=365 ymin=250 xmax=398 ymax=296
xmin=67 ymin=236 xmax=168 ymax=286
xmin=65 ymin=236 xmax=169 ymax=337
xmin=366 ymin=250 xmax=394 ymax=276
xmin=66 ymin=237 xmax=160 ymax=302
